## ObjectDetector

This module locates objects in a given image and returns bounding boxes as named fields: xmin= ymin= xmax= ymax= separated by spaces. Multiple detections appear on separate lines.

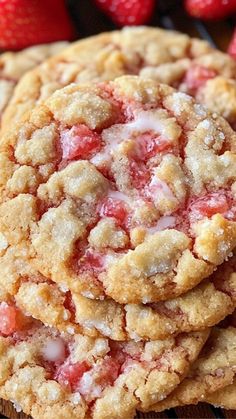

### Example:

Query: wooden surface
xmin=0 ymin=1 xmax=235 ymax=418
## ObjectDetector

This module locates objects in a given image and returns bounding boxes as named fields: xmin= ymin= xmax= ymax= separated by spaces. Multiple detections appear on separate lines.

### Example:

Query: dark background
xmin=67 ymin=0 xmax=233 ymax=51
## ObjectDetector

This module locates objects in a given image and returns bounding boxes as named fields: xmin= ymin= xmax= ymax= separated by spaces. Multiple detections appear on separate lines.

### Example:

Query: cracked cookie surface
xmin=205 ymin=378 xmax=236 ymax=410
xmin=146 ymin=311 xmax=236 ymax=412
xmin=1 ymin=76 xmax=236 ymax=309
xmin=0 ymin=304 xmax=208 ymax=419
xmin=4 ymin=26 xmax=236 ymax=134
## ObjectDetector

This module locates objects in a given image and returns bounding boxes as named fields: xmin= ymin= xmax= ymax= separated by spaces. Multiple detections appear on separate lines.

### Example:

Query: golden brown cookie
xmin=1 ymin=76 xmax=236 ymax=311
xmin=205 ymin=378 xmax=236 ymax=410
xmin=0 ymin=304 xmax=209 ymax=419
xmin=11 ymin=256 xmax=236 ymax=341
xmin=146 ymin=312 xmax=236 ymax=412
xmin=4 ymin=26 xmax=236 ymax=134
xmin=0 ymin=41 xmax=68 ymax=120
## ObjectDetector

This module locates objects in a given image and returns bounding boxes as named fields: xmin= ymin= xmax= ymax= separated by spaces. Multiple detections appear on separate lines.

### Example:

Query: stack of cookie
xmin=0 ymin=27 xmax=235 ymax=419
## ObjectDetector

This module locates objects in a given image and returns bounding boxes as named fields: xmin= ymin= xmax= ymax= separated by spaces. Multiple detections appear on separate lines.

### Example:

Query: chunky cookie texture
xmin=12 ymin=255 xmax=236 ymax=341
xmin=0 ymin=305 xmax=208 ymax=419
xmin=147 ymin=311 xmax=236 ymax=412
xmin=205 ymin=378 xmax=236 ymax=410
xmin=3 ymin=26 xmax=236 ymax=134
xmin=1 ymin=76 xmax=236 ymax=310
xmin=0 ymin=41 xmax=68 ymax=119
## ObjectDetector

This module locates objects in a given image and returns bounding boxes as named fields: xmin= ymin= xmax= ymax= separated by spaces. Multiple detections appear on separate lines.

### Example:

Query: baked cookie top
xmin=149 ymin=311 xmax=236 ymax=412
xmin=1 ymin=76 xmax=236 ymax=307
xmin=3 ymin=26 xmax=236 ymax=133
xmin=0 ymin=41 xmax=68 ymax=119
xmin=0 ymin=305 xmax=209 ymax=419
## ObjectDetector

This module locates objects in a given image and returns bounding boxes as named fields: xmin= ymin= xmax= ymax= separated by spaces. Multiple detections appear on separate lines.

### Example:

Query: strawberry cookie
xmin=0 ymin=41 xmax=68 ymax=120
xmin=4 ymin=26 xmax=236 ymax=134
xmin=11 ymin=255 xmax=236 ymax=341
xmin=206 ymin=378 xmax=236 ymax=410
xmin=1 ymin=76 xmax=236 ymax=309
xmin=0 ymin=304 xmax=209 ymax=419
xmin=147 ymin=311 xmax=236 ymax=413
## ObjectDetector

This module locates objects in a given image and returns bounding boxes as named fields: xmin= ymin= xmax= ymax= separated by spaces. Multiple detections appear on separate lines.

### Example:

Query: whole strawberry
xmin=0 ymin=0 xmax=74 ymax=50
xmin=94 ymin=0 xmax=155 ymax=26
xmin=185 ymin=0 xmax=236 ymax=19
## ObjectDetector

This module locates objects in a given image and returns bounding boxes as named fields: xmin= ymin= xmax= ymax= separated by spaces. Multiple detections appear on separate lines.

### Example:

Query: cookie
xmin=3 ymin=26 xmax=236 ymax=134
xmin=11 ymin=255 xmax=236 ymax=341
xmin=0 ymin=304 xmax=209 ymax=419
xmin=205 ymin=378 xmax=236 ymax=410
xmin=0 ymin=41 xmax=68 ymax=119
xmin=1 ymin=76 xmax=236 ymax=309
xmin=146 ymin=311 xmax=236 ymax=412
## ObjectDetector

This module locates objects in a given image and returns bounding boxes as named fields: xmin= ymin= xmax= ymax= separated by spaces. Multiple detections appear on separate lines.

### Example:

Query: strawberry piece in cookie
xmin=136 ymin=132 xmax=170 ymax=160
xmin=99 ymin=197 xmax=128 ymax=225
xmin=129 ymin=159 xmax=150 ymax=189
xmin=55 ymin=360 xmax=90 ymax=390
xmin=0 ymin=302 xmax=18 ymax=336
xmin=95 ymin=357 xmax=120 ymax=386
xmin=77 ymin=357 xmax=120 ymax=401
xmin=77 ymin=249 xmax=104 ymax=276
xmin=60 ymin=125 xmax=102 ymax=160
xmin=189 ymin=192 xmax=230 ymax=221
xmin=184 ymin=65 xmax=217 ymax=92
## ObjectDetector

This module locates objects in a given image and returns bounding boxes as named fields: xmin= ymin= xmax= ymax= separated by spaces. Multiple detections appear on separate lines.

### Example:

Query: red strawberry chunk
xmin=108 ymin=342 xmax=127 ymax=364
xmin=60 ymin=125 xmax=102 ymax=160
xmin=55 ymin=360 xmax=90 ymax=390
xmin=137 ymin=132 xmax=170 ymax=160
xmin=96 ymin=357 xmax=120 ymax=387
xmin=78 ymin=249 xmax=104 ymax=274
xmin=0 ymin=302 xmax=18 ymax=336
xmin=130 ymin=160 xmax=150 ymax=189
xmin=78 ymin=357 xmax=120 ymax=400
xmin=100 ymin=197 xmax=128 ymax=224
xmin=184 ymin=65 xmax=217 ymax=91
xmin=190 ymin=193 xmax=229 ymax=219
